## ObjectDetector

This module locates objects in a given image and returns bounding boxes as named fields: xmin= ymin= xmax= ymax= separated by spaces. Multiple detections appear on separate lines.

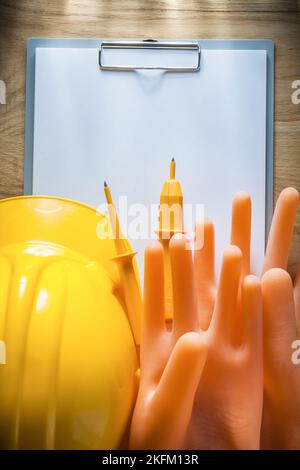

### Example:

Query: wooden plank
xmin=0 ymin=0 xmax=299 ymax=15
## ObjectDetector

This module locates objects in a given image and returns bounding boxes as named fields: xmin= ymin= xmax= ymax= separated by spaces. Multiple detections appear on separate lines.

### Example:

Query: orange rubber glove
xmin=263 ymin=187 xmax=299 ymax=274
xmin=261 ymin=268 xmax=300 ymax=449
xmin=130 ymin=236 xmax=262 ymax=450
xmin=260 ymin=187 xmax=300 ymax=449
xmin=186 ymin=246 xmax=263 ymax=449
xmin=194 ymin=187 xmax=300 ymax=449
xmin=129 ymin=239 xmax=208 ymax=450
xmin=178 ymin=191 xmax=264 ymax=449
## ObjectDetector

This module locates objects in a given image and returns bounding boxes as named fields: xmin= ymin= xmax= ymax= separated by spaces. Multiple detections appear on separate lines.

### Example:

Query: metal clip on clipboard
xmin=99 ymin=39 xmax=201 ymax=72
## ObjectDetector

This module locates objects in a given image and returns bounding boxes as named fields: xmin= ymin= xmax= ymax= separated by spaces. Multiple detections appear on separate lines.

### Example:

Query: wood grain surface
xmin=0 ymin=0 xmax=299 ymax=272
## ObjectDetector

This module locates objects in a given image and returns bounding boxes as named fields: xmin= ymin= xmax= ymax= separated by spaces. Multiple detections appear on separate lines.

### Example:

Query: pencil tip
xmin=171 ymin=157 xmax=175 ymax=162
xmin=104 ymin=181 xmax=107 ymax=187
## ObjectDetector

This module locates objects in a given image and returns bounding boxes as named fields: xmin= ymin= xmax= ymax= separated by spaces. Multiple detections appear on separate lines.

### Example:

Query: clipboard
xmin=25 ymin=38 xmax=274 ymax=278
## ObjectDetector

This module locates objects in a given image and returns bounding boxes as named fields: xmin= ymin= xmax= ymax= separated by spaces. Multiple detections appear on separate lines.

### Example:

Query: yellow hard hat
xmin=0 ymin=196 xmax=138 ymax=449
